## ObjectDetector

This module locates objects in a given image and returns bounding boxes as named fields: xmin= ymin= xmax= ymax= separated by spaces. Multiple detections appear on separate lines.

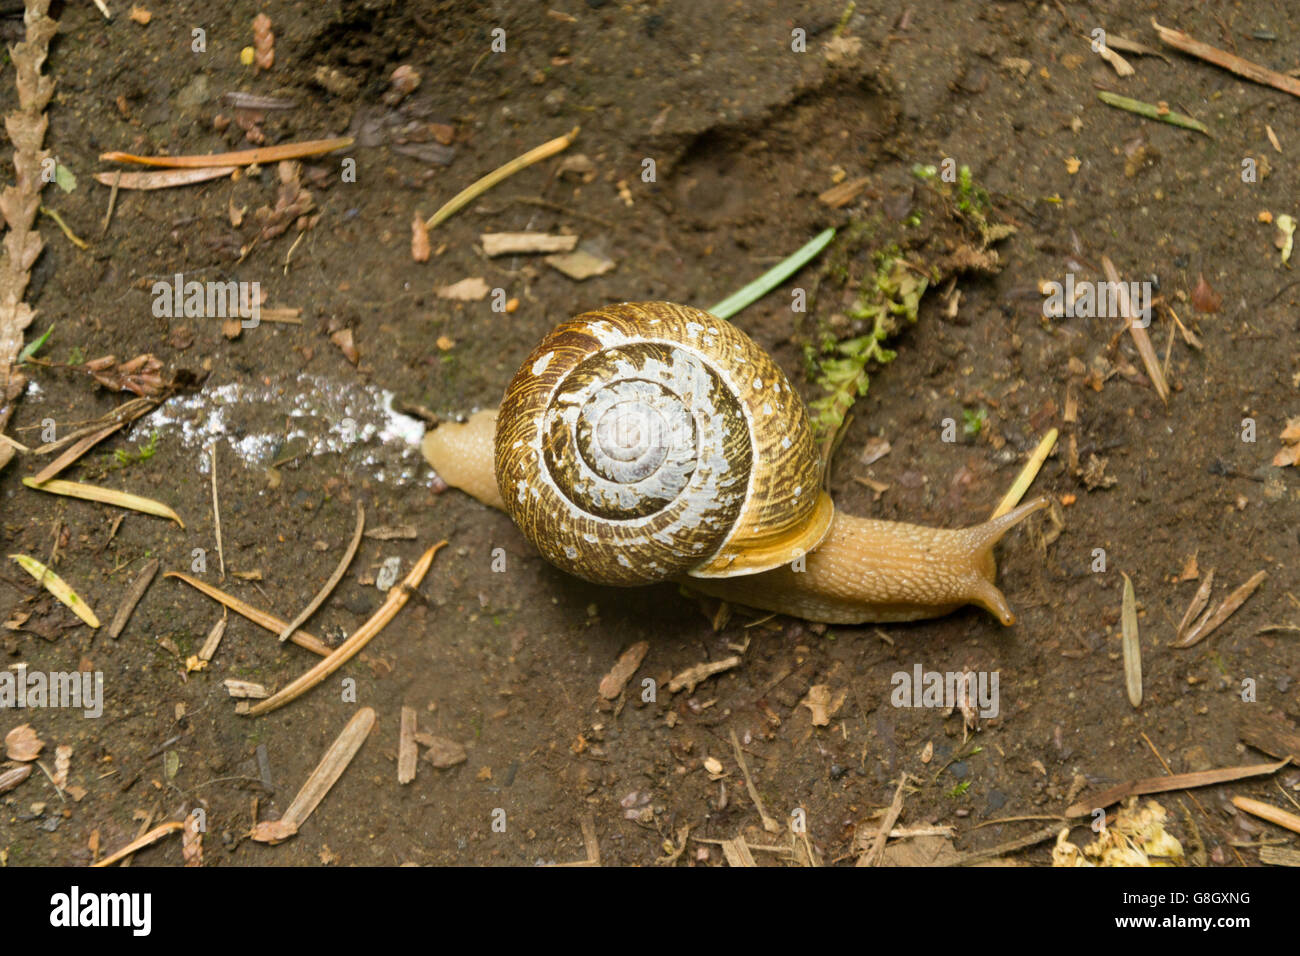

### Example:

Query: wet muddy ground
xmin=1 ymin=0 xmax=1298 ymax=866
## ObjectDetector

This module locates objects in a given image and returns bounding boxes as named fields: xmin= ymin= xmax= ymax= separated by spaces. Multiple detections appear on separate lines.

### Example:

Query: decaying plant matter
xmin=0 ymin=0 xmax=57 ymax=471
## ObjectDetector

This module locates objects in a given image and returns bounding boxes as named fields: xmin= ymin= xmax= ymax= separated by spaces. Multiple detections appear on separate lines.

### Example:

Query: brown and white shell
xmin=494 ymin=301 xmax=832 ymax=586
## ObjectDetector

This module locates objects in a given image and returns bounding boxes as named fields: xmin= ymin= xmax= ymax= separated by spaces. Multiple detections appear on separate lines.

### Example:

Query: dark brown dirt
xmin=1 ymin=0 xmax=1298 ymax=867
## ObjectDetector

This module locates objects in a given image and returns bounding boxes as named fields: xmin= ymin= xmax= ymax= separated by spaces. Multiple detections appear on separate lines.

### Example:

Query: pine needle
xmin=100 ymin=136 xmax=354 ymax=168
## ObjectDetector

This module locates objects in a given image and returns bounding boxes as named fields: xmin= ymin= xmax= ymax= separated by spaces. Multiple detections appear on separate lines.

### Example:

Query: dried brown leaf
xmin=1190 ymin=273 xmax=1222 ymax=313
xmin=5 ymin=723 xmax=44 ymax=762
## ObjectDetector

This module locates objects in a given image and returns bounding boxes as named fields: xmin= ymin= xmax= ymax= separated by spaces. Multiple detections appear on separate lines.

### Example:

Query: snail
xmin=422 ymin=301 xmax=1046 ymax=625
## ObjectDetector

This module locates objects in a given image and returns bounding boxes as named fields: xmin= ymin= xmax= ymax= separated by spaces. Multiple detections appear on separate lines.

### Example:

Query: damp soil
xmin=1 ymin=0 xmax=1298 ymax=866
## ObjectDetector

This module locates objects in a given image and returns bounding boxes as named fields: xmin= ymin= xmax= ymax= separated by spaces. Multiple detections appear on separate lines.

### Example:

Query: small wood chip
xmin=667 ymin=655 xmax=742 ymax=695
xmin=818 ymin=176 xmax=870 ymax=209
xmin=107 ymin=557 xmax=159 ymax=638
xmin=545 ymin=248 xmax=614 ymax=280
xmin=598 ymin=641 xmax=649 ymax=699
xmin=222 ymin=679 xmax=268 ymax=699
xmin=250 ymin=707 xmax=376 ymax=844
xmin=1260 ymin=845 xmax=1300 ymax=866
xmin=800 ymin=684 xmax=846 ymax=726
xmin=198 ymin=615 xmax=227 ymax=662
xmin=363 ymin=525 xmax=418 ymax=540
xmin=410 ymin=211 xmax=431 ymax=262
xmin=1237 ymin=709 xmax=1300 ymax=764
xmin=436 ymin=277 xmax=490 ymax=300
xmin=398 ymin=705 xmax=418 ymax=784
xmin=480 ymin=232 xmax=578 ymax=256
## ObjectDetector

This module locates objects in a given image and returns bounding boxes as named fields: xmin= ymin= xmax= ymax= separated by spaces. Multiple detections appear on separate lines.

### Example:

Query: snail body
xmin=422 ymin=301 xmax=1044 ymax=625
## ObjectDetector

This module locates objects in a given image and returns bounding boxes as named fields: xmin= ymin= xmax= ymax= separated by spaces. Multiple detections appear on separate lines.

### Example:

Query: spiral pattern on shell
xmin=494 ymin=302 xmax=832 ymax=586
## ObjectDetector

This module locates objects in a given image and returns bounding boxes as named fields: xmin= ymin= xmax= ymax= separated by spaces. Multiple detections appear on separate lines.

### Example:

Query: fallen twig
xmin=92 ymin=821 xmax=185 ymax=867
xmin=31 ymin=422 xmax=124 ymax=484
xmin=425 ymin=127 xmax=579 ymax=230
xmin=990 ymin=430 xmax=1056 ymax=519
xmin=952 ymin=824 xmax=1063 ymax=866
xmin=667 ymin=655 xmax=742 ymax=694
xmin=1102 ymin=255 xmax=1169 ymax=403
xmin=1066 ymin=759 xmax=1288 ymax=817
xmin=276 ymin=501 xmax=363 ymax=642
xmin=209 ymin=442 xmax=224 ymax=579
xmin=166 ymin=571 xmax=332 ymax=656
xmin=730 ymin=728 xmax=779 ymax=834
xmin=246 ymin=541 xmax=446 ymax=715
xmin=107 ymin=557 xmax=159 ymax=639
xmin=1152 ymin=18 xmax=1300 ymax=100
xmin=480 ymin=232 xmax=578 ymax=256
xmin=858 ymin=772 xmax=911 ymax=867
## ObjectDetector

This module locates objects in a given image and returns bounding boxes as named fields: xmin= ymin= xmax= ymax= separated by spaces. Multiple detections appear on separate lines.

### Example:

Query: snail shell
xmin=495 ymin=302 xmax=833 ymax=586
